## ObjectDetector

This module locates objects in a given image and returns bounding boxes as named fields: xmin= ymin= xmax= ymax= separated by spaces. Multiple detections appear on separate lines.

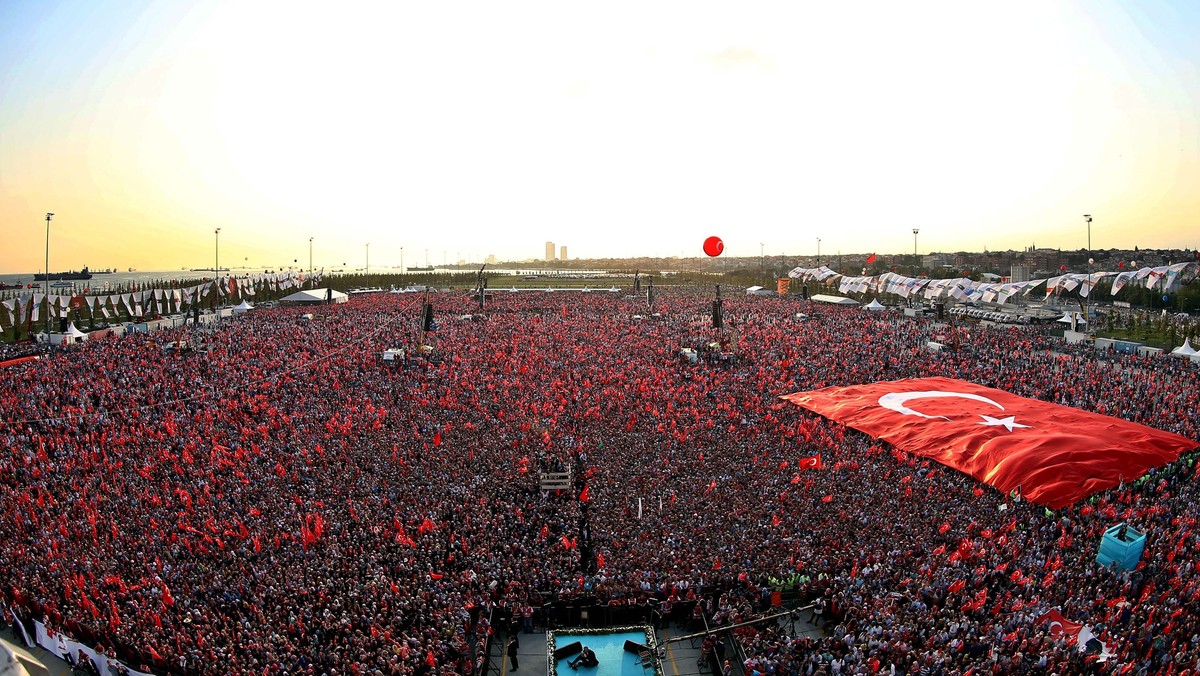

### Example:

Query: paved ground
xmin=2 ymin=636 xmax=71 ymax=676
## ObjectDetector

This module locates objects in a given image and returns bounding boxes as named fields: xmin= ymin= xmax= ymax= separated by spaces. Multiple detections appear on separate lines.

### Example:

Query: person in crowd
xmin=0 ymin=288 xmax=1195 ymax=675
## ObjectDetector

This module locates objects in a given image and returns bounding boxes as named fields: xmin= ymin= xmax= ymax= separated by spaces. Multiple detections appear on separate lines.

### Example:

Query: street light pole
xmin=214 ymin=228 xmax=221 ymax=310
xmin=366 ymin=243 xmax=370 ymax=288
xmin=44 ymin=213 xmax=53 ymax=337
xmin=400 ymin=247 xmax=404 ymax=277
xmin=1083 ymin=214 xmax=1093 ymax=331
xmin=816 ymin=237 xmax=821 ymax=266
xmin=309 ymin=237 xmax=314 ymax=280
xmin=912 ymin=228 xmax=920 ymax=269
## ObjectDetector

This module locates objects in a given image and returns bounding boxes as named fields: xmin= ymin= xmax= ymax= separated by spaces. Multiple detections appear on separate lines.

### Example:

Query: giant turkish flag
xmin=782 ymin=377 xmax=1197 ymax=508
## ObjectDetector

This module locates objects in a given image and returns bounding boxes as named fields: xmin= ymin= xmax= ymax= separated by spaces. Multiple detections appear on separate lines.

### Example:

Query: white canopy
xmin=1057 ymin=312 xmax=1087 ymax=324
xmin=280 ymin=288 xmax=348 ymax=304
xmin=1172 ymin=338 xmax=1197 ymax=356
xmin=66 ymin=322 xmax=87 ymax=339
xmin=811 ymin=294 xmax=859 ymax=306
xmin=232 ymin=300 xmax=254 ymax=313
xmin=864 ymin=299 xmax=886 ymax=311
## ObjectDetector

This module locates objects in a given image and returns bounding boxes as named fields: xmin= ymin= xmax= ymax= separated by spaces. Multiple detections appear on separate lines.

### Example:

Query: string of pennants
xmin=0 ymin=270 xmax=322 ymax=329
xmin=788 ymin=262 xmax=1198 ymax=304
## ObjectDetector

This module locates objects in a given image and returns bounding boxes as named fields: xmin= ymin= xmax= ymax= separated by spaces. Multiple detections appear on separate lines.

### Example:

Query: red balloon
xmin=703 ymin=236 xmax=724 ymax=257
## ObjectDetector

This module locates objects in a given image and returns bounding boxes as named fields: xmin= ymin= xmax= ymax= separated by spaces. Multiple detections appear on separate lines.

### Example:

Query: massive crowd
xmin=1 ymin=287 xmax=1198 ymax=675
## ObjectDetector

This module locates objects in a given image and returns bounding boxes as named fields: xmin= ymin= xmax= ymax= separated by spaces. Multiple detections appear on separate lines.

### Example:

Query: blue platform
xmin=1096 ymin=523 xmax=1145 ymax=570
xmin=549 ymin=627 xmax=656 ymax=676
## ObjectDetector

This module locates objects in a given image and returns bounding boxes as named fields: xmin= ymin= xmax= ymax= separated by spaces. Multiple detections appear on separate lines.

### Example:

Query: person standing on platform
xmin=507 ymin=635 xmax=519 ymax=671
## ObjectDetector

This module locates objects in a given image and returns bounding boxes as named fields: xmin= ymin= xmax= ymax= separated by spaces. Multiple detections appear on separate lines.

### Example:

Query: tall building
xmin=560 ymin=245 xmax=567 ymax=261
xmin=485 ymin=254 xmax=497 ymax=265
xmin=545 ymin=241 xmax=556 ymax=261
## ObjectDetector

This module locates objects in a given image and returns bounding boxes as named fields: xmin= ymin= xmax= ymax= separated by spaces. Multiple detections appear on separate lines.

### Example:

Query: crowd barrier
xmin=10 ymin=615 xmax=156 ymax=676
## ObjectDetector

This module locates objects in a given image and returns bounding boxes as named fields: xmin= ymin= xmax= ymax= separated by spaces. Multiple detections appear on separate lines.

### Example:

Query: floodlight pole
xmin=214 ymin=227 xmax=221 ymax=310
xmin=44 ymin=213 xmax=53 ymax=337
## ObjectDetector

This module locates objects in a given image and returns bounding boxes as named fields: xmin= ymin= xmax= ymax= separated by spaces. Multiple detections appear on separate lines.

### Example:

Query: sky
xmin=1 ymin=0 xmax=1198 ymax=273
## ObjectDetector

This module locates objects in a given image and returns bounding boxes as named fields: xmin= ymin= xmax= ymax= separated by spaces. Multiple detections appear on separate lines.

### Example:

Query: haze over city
xmin=1 ymin=0 xmax=1198 ymax=273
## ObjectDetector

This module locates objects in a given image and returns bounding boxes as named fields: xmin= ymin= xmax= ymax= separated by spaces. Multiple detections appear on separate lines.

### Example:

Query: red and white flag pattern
xmin=782 ymin=377 xmax=1197 ymax=508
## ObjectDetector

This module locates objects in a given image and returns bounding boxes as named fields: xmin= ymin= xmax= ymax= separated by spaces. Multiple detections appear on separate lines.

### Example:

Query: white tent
xmin=1057 ymin=312 xmax=1086 ymax=324
xmin=232 ymin=300 xmax=254 ymax=314
xmin=66 ymin=322 xmax=87 ymax=339
xmin=811 ymin=294 xmax=859 ymax=306
xmin=863 ymin=299 xmax=886 ymax=311
xmin=1171 ymin=338 xmax=1197 ymax=357
xmin=280 ymin=288 xmax=348 ymax=305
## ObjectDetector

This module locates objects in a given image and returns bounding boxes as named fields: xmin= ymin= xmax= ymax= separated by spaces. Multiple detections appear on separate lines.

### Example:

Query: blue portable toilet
xmin=1096 ymin=523 xmax=1145 ymax=570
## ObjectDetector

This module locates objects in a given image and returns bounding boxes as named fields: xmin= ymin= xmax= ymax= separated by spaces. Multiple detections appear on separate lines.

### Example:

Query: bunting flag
xmin=783 ymin=377 xmax=1197 ymax=509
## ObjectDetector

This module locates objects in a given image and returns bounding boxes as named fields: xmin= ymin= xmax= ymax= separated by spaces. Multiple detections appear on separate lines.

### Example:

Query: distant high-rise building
xmin=545 ymin=241 xmax=556 ymax=261
xmin=560 ymin=245 xmax=567 ymax=261
xmin=486 ymin=254 xmax=497 ymax=265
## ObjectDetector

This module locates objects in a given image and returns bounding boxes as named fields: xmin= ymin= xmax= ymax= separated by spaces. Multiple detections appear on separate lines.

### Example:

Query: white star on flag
xmin=979 ymin=415 xmax=1030 ymax=431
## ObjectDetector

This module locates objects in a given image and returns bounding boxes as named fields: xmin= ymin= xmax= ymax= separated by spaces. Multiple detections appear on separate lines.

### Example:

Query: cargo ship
xmin=34 ymin=267 xmax=94 ymax=281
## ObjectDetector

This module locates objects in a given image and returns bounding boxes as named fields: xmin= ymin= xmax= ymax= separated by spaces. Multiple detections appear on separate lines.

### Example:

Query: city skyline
xmin=1 ymin=0 xmax=1198 ymax=273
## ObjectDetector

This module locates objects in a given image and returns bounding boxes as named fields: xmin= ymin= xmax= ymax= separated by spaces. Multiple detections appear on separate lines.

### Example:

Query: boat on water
xmin=191 ymin=267 xmax=231 ymax=272
xmin=50 ymin=281 xmax=76 ymax=289
xmin=0 ymin=281 xmax=26 ymax=290
xmin=34 ymin=266 xmax=94 ymax=281
xmin=407 ymin=266 xmax=435 ymax=272
xmin=93 ymin=268 xmax=115 ymax=274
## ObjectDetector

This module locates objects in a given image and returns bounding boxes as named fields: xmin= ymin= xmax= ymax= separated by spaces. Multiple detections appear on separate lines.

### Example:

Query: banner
xmin=782 ymin=377 xmax=1197 ymax=508
xmin=776 ymin=278 xmax=790 ymax=295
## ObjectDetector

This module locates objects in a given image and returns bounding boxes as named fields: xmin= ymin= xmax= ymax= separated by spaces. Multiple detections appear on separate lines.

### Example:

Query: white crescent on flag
xmin=878 ymin=390 xmax=1031 ymax=431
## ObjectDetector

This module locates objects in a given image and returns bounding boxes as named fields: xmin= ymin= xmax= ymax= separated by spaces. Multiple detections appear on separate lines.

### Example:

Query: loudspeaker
xmin=801 ymin=285 xmax=809 ymax=300
xmin=553 ymin=642 xmax=582 ymax=660
xmin=422 ymin=303 xmax=435 ymax=332
xmin=935 ymin=303 xmax=944 ymax=320
xmin=623 ymin=640 xmax=650 ymax=654
xmin=712 ymin=300 xmax=723 ymax=329
xmin=325 ymin=287 xmax=333 ymax=304
xmin=59 ymin=318 xmax=68 ymax=333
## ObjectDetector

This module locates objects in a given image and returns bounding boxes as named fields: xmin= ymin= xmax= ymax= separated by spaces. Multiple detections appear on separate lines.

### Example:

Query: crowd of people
xmin=1 ymin=287 xmax=1198 ymax=675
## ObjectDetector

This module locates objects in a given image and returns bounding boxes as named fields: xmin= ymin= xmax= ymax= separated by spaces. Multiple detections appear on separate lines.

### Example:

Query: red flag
xmin=433 ymin=430 xmax=442 ymax=447
xmin=1035 ymin=609 xmax=1084 ymax=644
xmin=782 ymin=377 xmax=1197 ymax=509
xmin=797 ymin=454 xmax=823 ymax=470
xmin=821 ymin=495 xmax=833 ymax=503
xmin=866 ymin=253 xmax=877 ymax=264
xmin=579 ymin=485 xmax=591 ymax=503
xmin=162 ymin=584 xmax=174 ymax=607
xmin=596 ymin=551 xmax=606 ymax=569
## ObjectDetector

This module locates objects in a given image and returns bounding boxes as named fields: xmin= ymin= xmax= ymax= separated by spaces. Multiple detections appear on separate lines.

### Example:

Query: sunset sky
xmin=1 ymin=0 xmax=1197 ymax=272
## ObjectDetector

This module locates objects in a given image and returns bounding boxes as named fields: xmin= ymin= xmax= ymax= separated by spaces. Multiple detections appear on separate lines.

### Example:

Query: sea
xmin=0 ymin=267 xmax=617 ymax=296
xmin=0 ymin=270 xmax=230 ymax=295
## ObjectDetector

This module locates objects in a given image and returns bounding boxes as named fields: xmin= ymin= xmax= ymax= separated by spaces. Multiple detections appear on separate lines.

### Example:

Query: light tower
xmin=44 ymin=213 xmax=54 ymax=336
